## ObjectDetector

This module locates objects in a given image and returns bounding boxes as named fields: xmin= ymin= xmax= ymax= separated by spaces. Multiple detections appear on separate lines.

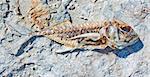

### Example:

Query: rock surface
xmin=0 ymin=0 xmax=150 ymax=77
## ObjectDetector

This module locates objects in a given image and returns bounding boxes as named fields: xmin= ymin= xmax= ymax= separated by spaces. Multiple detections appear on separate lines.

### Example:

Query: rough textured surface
xmin=0 ymin=0 xmax=150 ymax=77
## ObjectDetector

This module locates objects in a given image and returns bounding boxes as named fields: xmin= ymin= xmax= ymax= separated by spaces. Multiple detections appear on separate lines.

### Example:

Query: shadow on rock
xmin=56 ymin=48 xmax=86 ymax=55
xmin=15 ymin=35 xmax=43 ymax=57
xmin=91 ymin=47 xmax=114 ymax=55
xmin=112 ymin=38 xmax=144 ymax=58
xmin=15 ymin=35 xmax=143 ymax=58
xmin=93 ymin=38 xmax=144 ymax=58
xmin=57 ymin=38 xmax=143 ymax=58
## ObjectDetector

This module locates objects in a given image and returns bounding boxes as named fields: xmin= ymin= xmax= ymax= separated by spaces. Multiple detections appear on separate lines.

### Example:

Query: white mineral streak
xmin=0 ymin=0 xmax=149 ymax=77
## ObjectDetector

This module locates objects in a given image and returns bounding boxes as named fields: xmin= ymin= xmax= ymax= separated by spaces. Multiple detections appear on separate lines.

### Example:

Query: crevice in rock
xmin=0 ymin=69 xmax=6 ymax=75
xmin=16 ymin=63 xmax=35 ymax=72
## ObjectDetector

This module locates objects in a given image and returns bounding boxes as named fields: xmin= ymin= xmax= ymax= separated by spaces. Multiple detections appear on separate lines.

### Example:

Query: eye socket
xmin=121 ymin=26 xmax=131 ymax=32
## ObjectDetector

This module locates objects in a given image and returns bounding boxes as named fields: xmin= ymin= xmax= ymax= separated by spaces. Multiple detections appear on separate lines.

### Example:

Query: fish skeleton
xmin=30 ymin=19 xmax=139 ymax=53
